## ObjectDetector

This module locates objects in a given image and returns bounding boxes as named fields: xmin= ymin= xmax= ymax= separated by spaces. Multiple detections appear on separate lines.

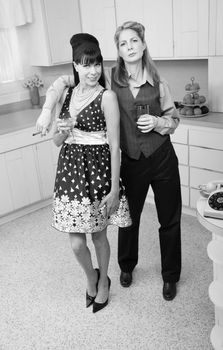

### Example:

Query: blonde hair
xmin=113 ymin=21 xmax=160 ymax=87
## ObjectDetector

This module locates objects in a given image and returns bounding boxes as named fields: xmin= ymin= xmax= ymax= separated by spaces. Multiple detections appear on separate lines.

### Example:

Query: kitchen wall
xmin=105 ymin=59 xmax=208 ymax=103
xmin=36 ymin=59 xmax=209 ymax=104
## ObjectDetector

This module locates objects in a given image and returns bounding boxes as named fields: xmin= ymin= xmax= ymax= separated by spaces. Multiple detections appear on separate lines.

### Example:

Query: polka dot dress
xmin=52 ymin=87 xmax=132 ymax=234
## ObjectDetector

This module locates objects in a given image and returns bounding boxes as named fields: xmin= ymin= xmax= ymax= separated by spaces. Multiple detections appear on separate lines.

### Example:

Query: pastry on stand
xmin=179 ymin=77 xmax=209 ymax=118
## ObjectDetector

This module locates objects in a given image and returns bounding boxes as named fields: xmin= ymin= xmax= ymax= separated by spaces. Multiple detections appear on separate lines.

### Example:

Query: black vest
xmin=111 ymin=68 xmax=169 ymax=159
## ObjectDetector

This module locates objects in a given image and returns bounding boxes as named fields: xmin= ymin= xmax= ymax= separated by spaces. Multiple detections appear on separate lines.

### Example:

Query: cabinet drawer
xmin=179 ymin=165 xmax=189 ymax=186
xmin=181 ymin=186 xmax=189 ymax=207
xmin=190 ymin=146 xmax=223 ymax=172
xmin=171 ymin=125 xmax=188 ymax=144
xmin=190 ymin=167 xmax=223 ymax=189
xmin=190 ymin=188 xmax=200 ymax=209
xmin=189 ymin=128 xmax=223 ymax=150
xmin=173 ymin=144 xmax=188 ymax=165
xmin=0 ymin=154 xmax=13 ymax=215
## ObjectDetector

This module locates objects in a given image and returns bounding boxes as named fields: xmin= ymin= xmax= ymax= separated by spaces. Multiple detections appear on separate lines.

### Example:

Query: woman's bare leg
xmin=69 ymin=232 xmax=98 ymax=297
xmin=92 ymin=228 xmax=110 ymax=303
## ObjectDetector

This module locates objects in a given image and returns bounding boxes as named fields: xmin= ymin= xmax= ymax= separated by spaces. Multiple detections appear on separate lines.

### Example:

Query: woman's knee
xmin=91 ymin=229 xmax=107 ymax=247
xmin=69 ymin=233 xmax=86 ymax=256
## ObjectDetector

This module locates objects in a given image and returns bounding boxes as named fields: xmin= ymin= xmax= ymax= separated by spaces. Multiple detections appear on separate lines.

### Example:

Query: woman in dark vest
xmin=112 ymin=21 xmax=181 ymax=300
xmin=36 ymin=21 xmax=181 ymax=301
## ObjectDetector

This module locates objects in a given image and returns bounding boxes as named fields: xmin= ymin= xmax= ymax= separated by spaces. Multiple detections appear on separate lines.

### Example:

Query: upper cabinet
xmin=115 ymin=0 xmax=209 ymax=59
xmin=173 ymin=0 xmax=209 ymax=57
xmin=209 ymin=0 xmax=223 ymax=56
xmin=28 ymin=0 xmax=81 ymax=66
xmin=27 ymin=0 xmax=222 ymax=65
xmin=115 ymin=0 xmax=174 ymax=58
xmin=79 ymin=0 xmax=117 ymax=60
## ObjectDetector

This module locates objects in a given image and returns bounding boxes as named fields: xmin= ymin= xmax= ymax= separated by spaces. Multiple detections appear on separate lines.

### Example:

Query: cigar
xmin=32 ymin=131 xmax=42 ymax=136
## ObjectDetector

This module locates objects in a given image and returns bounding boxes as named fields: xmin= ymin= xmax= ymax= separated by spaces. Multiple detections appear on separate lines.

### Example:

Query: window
xmin=0 ymin=0 xmax=33 ymax=83
xmin=0 ymin=27 xmax=23 ymax=83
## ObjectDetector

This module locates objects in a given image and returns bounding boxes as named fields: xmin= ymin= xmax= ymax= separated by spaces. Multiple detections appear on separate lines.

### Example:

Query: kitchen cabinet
xmin=110 ymin=0 xmax=209 ymax=59
xmin=79 ymin=0 xmax=117 ymax=60
xmin=115 ymin=0 xmax=173 ymax=58
xmin=209 ymin=0 xmax=223 ymax=56
xmin=170 ymin=122 xmax=223 ymax=212
xmin=171 ymin=125 xmax=190 ymax=207
xmin=173 ymin=0 xmax=209 ymax=57
xmin=0 ymin=154 xmax=14 ymax=215
xmin=28 ymin=0 xmax=81 ymax=66
xmin=36 ymin=140 xmax=59 ymax=199
xmin=0 ymin=146 xmax=41 ymax=216
xmin=208 ymin=57 xmax=223 ymax=112
xmin=0 ymin=126 xmax=59 ymax=224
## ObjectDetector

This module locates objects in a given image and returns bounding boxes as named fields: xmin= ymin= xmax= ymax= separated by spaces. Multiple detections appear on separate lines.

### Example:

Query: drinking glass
xmin=136 ymin=104 xmax=150 ymax=120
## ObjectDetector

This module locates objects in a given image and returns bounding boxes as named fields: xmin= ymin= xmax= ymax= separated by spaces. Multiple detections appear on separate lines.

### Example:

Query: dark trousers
xmin=118 ymin=139 xmax=182 ymax=282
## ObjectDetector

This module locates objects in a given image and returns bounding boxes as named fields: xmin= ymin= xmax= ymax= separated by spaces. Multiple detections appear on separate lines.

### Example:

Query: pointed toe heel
xmin=86 ymin=268 xmax=100 ymax=308
xmin=93 ymin=276 xmax=111 ymax=313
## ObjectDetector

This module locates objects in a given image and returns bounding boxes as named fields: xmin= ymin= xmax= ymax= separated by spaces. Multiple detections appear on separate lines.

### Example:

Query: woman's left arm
xmin=99 ymin=90 xmax=120 ymax=216
xmin=153 ymin=79 xmax=180 ymax=135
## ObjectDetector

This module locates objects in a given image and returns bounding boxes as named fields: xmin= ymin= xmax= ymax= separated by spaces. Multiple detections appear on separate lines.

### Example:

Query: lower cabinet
xmin=0 ymin=128 xmax=60 ymax=221
xmin=171 ymin=123 xmax=223 ymax=212
xmin=0 ymin=146 xmax=41 ymax=216
xmin=1 ymin=122 xmax=223 ymax=219
xmin=36 ymin=140 xmax=60 ymax=199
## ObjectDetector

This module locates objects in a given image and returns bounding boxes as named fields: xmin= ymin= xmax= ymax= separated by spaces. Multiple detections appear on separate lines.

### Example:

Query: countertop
xmin=179 ymin=111 xmax=223 ymax=128
xmin=0 ymin=108 xmax=223 ymax=137
xmin=0 ymin=108 xmax=42 ymax=136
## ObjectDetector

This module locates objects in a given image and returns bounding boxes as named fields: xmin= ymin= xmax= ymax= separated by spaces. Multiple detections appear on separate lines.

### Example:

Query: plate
xmin=180 ymin=113 xmax=209 ymax=118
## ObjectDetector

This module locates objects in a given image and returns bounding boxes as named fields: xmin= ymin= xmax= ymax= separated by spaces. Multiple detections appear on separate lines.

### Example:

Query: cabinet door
xmin=209 ymin=0 xmax=223 ymax=55
xmin=79 ymin=0 xmax=117 ymax=60
xmin=29 ymin=0 xmax=81 ymax=65
xmin=0 ymin=155 xmax=13 ymax=215
xmin=173 ymin=0 xmax=209 ymax=57
xmin=1 ymin=147 xmax=41 ymax=213
xmin=36 ymin=140 xmax=60 ymax=199
xmin=115 ymin=0 xmax=173 ymax=58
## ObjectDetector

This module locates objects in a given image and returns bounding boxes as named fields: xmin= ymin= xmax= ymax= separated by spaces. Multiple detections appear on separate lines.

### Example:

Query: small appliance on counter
xmin=179 ymin=77 xmax=209 ymax=118
xmin=199 ymin=181 xmax=223 ymax=220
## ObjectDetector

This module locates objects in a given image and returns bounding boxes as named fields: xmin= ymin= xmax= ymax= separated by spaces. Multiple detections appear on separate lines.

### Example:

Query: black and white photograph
xmin=0 ymin=1 xmax=223 ymax=349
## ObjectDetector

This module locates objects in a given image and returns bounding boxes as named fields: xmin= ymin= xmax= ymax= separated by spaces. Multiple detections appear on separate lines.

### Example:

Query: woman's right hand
xmin=36 ymin=108 xmax=52 ymax=136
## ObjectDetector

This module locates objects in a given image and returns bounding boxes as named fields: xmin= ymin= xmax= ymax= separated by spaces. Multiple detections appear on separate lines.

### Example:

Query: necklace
xmin=70 ymin=83 xmax=101 ymax=117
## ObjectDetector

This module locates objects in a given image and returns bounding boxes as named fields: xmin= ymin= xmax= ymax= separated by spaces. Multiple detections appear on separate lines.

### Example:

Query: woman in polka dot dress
xmin=52 ymin=33 xmax=131 ymax=313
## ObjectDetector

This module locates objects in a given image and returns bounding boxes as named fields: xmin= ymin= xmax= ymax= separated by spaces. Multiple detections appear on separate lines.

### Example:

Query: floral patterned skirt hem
xmin=52 ymin=194 xmax=132 ymax=234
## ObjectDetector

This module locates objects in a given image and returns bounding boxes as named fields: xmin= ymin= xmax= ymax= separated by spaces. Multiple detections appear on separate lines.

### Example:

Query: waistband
xmin=65 ymin=128 xmax=108 ymax=145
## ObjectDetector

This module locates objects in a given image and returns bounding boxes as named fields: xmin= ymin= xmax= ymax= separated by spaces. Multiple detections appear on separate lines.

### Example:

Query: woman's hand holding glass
xmin=56 ymin=117 xmax=75 ymax=134
xmin=136 ymin=105 xmax=158 ymax=133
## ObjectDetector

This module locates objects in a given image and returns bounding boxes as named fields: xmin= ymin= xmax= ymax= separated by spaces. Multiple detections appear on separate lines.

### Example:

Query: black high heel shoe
xmin=93 ymin=276 xmax=111 ymax=313
xmin=86 ymin=268 xmax=100 ymax=308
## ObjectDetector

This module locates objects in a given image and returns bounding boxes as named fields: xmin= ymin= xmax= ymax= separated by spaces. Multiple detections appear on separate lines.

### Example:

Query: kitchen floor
xmin=0 ymin=203 xmax=214 ymax=350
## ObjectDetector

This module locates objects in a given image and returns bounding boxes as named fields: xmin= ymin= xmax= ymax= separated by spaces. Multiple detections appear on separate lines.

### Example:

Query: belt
xmin=65 ymin=128 xmax=108 ymax=145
